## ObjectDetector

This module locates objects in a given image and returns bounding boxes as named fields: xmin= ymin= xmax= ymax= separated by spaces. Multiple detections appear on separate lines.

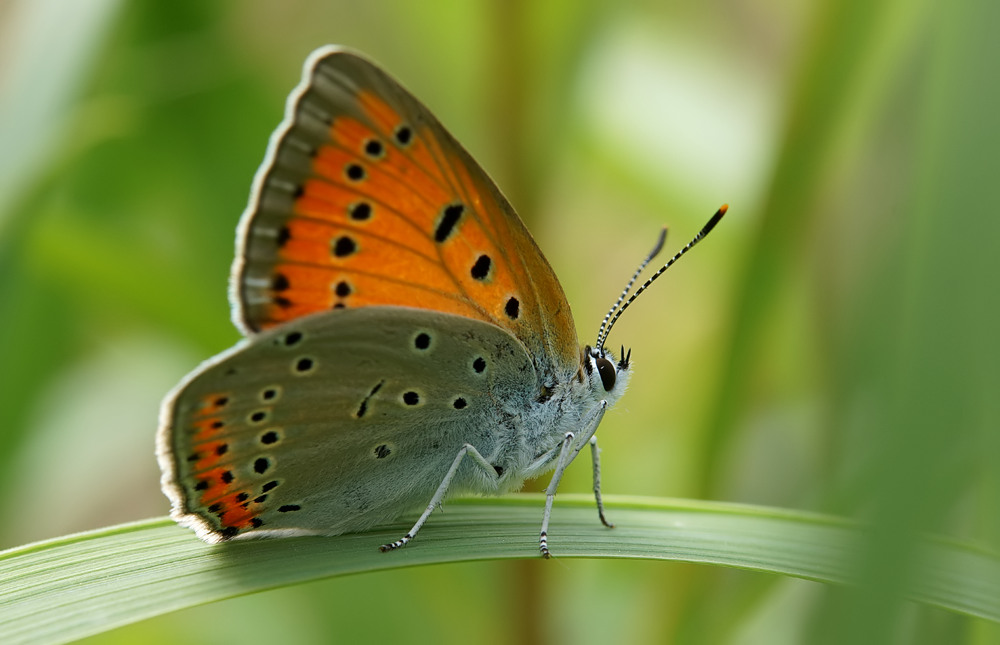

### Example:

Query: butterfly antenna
xmin=594 ymin=227 xmax=668 ymax=354
xmin=597 ymin=205 xmax=728 ymax=351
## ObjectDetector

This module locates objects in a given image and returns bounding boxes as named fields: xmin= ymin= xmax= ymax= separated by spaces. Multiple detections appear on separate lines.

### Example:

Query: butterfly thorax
xmin=498 ymin=345 xmax=630 ymax=486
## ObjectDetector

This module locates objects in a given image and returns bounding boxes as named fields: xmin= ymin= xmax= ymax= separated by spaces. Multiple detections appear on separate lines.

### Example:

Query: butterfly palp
xmin=618 ymin=346 xmax=632 ymax=370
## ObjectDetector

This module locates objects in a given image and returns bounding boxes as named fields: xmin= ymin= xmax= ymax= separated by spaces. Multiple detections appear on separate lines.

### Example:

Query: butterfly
xmin=157 ymin=45 xmax=725 ymax=558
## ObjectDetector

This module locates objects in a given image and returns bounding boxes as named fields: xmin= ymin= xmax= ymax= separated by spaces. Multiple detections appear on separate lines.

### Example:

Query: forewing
xmin=232 ymin=46 xmax=579 ymax=382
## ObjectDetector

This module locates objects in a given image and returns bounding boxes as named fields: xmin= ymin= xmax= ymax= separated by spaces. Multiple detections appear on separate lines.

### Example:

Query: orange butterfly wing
xmin=232 ymin=47 xmax=579 ymax=383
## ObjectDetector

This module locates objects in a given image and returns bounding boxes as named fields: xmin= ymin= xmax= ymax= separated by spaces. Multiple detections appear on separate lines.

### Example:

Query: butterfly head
xmin=579 ymin=344 xmax=632 ymax=405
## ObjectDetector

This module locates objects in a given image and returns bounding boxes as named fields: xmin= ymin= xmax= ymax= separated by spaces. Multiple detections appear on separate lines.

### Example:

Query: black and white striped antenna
xmin=596 ymin=204 xmax=727 ymax=352
xmin=594 ymin=227 xmax=667 ymax=352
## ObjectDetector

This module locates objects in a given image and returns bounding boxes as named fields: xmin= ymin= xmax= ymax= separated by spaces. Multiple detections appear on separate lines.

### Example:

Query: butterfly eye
xmin=595 ymin=357 xmax=616 ymax=392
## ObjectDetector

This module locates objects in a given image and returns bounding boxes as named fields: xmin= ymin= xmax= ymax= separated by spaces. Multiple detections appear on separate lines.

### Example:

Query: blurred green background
xmin=1 ymin=1 xmax=997 ymax=643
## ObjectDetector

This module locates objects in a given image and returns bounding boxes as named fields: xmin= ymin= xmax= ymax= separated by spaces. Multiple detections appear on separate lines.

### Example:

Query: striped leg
xmin=590 ymin=435 xmax=614 ymax=528
xmin=380 ymin=443 xmax=497 ymax=552
xmin=539 ymin=401 xmax=608 ymax=558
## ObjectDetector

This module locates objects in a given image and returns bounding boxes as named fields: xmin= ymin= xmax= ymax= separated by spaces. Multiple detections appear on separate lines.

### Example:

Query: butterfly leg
xmin=590 ymin=435 xmax=614 ymax=528
xmin=379 ymin=443 xmax=498 ymax=552
xmin=539 ymin=401 xmax=608 ymax=558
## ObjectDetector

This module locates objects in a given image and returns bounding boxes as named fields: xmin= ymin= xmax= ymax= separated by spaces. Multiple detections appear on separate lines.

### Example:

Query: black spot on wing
xmin=345 ymin=163 xmax=365 ymax=181
xmin=505 ymin=297 xmax=520 ymax=320
xmin=356 ymin=380 xmax=385 ymax=419
xmin=471 ymin=255 xmax=491 ymax=280
xmin=434 ymin=203 xmax=465 ymax=243
xmin=349 ymin=202 xmax=372 ymax=221
xmin=332 ymin=235 xmax=357 ymax=257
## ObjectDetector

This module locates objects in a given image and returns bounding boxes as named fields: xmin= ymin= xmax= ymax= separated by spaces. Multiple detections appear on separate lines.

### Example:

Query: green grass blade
xmin=1 ymin=495 xmax=997 ymax=645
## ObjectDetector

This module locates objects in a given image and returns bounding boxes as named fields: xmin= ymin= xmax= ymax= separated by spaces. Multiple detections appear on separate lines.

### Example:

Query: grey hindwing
xmin=161 ymin=307 xmax=538 ymax=538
